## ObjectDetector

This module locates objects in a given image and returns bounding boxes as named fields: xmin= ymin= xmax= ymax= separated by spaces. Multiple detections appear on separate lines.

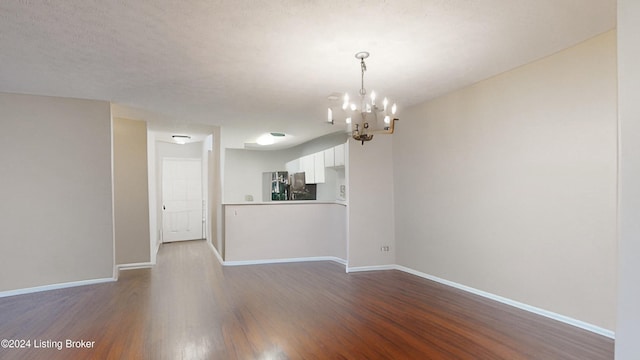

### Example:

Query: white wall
xmin=0 ymin=93 xmax=114 ymax=291
xmin=616 ymin=0 xmax=640 ymax=357
xmin=393 ymin=31 xmax=617 ymax=330
xmin=348 ymin=136 xmax=396 ymax=268
xmin=157 ymin=141 xmax=203 ymax=158
xmin=224 ymin=148 xmax=293 ymax=203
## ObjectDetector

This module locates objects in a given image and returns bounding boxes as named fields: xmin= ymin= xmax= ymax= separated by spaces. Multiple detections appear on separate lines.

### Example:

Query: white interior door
xmin=162 ymin=158 xmax=203 ymax=242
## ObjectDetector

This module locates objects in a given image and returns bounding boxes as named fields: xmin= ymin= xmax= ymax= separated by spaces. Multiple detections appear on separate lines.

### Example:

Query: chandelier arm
xmin=369 ymin=118 xmax=400 ymax=135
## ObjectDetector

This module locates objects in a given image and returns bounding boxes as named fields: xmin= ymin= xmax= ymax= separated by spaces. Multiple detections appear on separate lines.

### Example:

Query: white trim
xmin=346 ymin=264 xmax=396 ymax=273
xmin=117 ymin=262 xmax=154 ymax=271
xmin=223 ymin=256 xmax=347 ymax=267
xmin=110 ymin=114 xmax=118 ymax=282
xmin=147 ymin=130 xmax=158 ymax=266
xmin=0 ymin=278 xmax=116 ymax=298
xmin=390 ymin=265 xmax=615 ymax=339
xmin=332 ymin=257 xmax=348 ymax=266
xmin=209 ymin=242 xmax=224 ymax=265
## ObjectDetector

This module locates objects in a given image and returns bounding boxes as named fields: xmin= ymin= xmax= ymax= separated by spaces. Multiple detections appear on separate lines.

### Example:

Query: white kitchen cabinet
xmin=300 ymin=154 xmax=315 ymax=183
xmin=324 ymin=148 xmax=335 ymax=168
xmin=334 ymin=143 xmax=345 ymax=167
xmin=314 ymin=152 xmax=325 ymax=183
xmin=288 ymin=148 xmax=333 ymax=184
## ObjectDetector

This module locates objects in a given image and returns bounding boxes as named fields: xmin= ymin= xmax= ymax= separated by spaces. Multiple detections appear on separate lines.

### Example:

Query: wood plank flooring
xmin=0 ymin=240 xmax=613 ymax=359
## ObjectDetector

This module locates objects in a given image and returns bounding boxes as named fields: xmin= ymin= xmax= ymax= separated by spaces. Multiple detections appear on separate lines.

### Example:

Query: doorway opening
xmin=147 ymin=129 xmax=220 ymax=265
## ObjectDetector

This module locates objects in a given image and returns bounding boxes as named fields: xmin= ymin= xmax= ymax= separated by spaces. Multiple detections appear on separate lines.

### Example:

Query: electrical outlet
xmin=380 ymin=245 xmax=390 ymax=252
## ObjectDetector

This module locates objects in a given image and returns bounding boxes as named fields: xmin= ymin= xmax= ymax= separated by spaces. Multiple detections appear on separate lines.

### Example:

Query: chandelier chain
xmin=360 ymin=58 xmax=367 ymax=96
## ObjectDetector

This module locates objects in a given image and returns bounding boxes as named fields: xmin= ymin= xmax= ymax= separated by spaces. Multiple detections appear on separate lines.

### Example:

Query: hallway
xmin=0 ymin=240 xmax=613 ymax=359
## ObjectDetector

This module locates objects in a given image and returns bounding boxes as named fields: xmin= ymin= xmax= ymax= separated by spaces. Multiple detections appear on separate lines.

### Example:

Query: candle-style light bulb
xmin=391 ymin=103 xmax=397 ymax=115
xmin=371 ymin=91 xmax=376 ymax=105
xmin=327 ymin=108 xmax=333 ymax=123
xmin=350 ymin=103 xmax=357 ymax=111
xmin=342 ymin=93 xmax=349 ymax=110
xmin=346 ymin=117 xmax=352 ymax=124
xmin=384 ymin=115 xmax=391 ymax=124
xmin=383 ymin=97 xmax=388 ymax=111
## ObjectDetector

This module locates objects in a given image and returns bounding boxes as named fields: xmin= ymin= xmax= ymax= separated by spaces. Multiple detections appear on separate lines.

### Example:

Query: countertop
xmin=223 ymin=200 xmax=347 ymax=206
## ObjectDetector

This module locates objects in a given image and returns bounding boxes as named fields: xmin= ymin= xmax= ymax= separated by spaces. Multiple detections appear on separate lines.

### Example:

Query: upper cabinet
xmin=334 ymin=143 xmax=345 ymax=167
xmin=314 ymin=152 xmax=325 ymax=183
xmin=300 ymin=154 xmax=316 ymax=184
xmin=298 ymin=153 xmax=326 ymax=184
xmin=324 ymin=147 xmax=335 ymax=168
xmin=286 ymin=142 xmax=346 ymax=184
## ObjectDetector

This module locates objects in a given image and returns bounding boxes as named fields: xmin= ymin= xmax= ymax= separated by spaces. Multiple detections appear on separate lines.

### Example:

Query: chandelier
xmin=328 ymin=51 xmax=398 ymax=145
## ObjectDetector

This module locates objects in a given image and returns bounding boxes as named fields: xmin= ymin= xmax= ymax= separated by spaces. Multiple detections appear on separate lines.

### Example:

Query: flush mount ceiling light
xmin=172 ymin=134 xmax=191 ymax=145
xmin=256 ymin=132 xmax=287 ymax=146
xmin=328 ymin=51 xmax=398 ymax=145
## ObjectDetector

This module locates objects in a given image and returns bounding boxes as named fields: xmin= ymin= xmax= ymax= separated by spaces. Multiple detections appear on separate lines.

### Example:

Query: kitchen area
xmin=221 ymin=133 xmax=349 ymax=264
xmin=264 ymin=142 xmax=346 ymax=202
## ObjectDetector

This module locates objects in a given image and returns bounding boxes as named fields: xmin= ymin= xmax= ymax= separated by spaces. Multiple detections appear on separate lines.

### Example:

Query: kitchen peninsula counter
xmin=222 ymin=202 xmax=347 ymax=264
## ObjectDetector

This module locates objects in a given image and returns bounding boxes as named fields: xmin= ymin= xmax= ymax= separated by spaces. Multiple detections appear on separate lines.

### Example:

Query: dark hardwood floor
xmin=0 ymin=240 xmax=613 ymax=359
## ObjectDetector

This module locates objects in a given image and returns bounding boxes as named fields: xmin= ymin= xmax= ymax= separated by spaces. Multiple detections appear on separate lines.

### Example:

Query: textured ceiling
xmin=0 ymin=1 xmax=616 ymax=148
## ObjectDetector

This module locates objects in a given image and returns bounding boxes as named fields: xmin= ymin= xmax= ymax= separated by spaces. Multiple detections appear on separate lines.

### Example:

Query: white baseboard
xmin=346 ymin=264 xmax=397 ymax=273
xmin=0 ymin=277 xmax=116 ymax=298
xmin=117 ymin=262 xmax=154 ymax=271
xmin=331 ymin=257 xmax=348 ymax=266
xmin=387 ymin=265 xmax=614 ymax=339
xmin=208 ymin=242 xmax=225 ymax=265
xmin=223 ymin=256 xmax=347 ymax=267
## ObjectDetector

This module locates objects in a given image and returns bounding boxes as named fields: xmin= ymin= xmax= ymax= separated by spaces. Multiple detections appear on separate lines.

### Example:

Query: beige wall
xmin=616 ymin=0 xmax=640 ymax=356
xmin=0 ymin=93 xmax=114 ymax=291
xmin=348 ymin=136 xmax=396 ymax=268
xmin=113 ymin=117 xmax=150 ymax=265
xmin=224 ymin=203 xmax=346 ymax=262
xmin=393 ymin=31 xmax=617 ymax=330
